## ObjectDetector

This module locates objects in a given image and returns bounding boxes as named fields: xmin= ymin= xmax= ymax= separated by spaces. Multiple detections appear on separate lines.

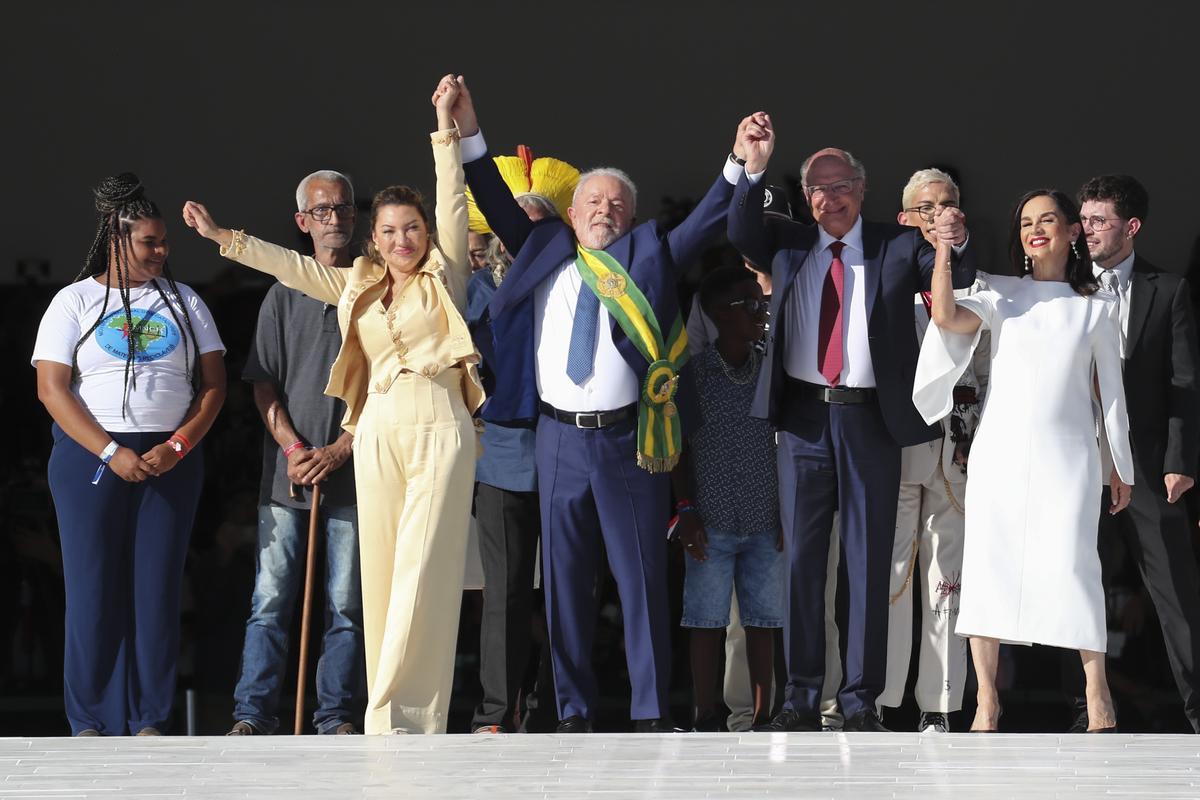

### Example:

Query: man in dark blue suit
xmin=448 ymin=77 xmax=758 ymax=732
xmin=728 ymin=115 xmax=976 ymax=731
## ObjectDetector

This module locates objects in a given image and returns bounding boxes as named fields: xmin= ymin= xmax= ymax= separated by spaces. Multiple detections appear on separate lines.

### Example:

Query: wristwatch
xmin=169 ymin=439 xmax=185 ymax=455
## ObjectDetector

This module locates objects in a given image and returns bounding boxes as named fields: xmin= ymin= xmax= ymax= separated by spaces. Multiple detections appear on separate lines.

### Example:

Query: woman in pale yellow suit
xmin=183 ymin=75 xmax=482 ymax=734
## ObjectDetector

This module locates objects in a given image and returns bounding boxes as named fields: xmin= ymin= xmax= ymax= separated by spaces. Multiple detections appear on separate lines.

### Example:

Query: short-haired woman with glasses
xmin=184 ymin=75 xmax=482 ymax=734
xmin=914 ymin=189 xmax=1133 ymax=732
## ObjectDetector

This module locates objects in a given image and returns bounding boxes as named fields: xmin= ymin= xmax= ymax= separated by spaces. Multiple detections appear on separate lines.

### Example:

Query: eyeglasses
xmin=903 ymin=201 xmax=960 ymax=223
xmin=302 ymin=203 xmax=356 ymax=222
xmin=1080 ymin=215 xmax=1124 ymax=231
xmin=803 ymin=177 xmax=862 ymax=197
xmin=729 ymin=299 xmax=771 ymax=315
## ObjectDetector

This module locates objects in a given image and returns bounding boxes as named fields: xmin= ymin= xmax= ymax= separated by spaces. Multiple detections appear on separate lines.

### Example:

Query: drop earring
xmin=1024 ymin=254 xmax=1032 ymax=271
xmin=1071 ymin=240 xmax=1080 ymax=260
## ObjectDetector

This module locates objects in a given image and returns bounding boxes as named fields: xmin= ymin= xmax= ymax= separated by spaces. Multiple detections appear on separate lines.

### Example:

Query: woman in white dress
xmin=913 ymin=190 xmax=1133 ymax=732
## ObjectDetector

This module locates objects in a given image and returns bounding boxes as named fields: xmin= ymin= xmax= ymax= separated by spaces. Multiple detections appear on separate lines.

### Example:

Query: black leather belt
xmin=539 ymin=401 xmax=637 ymax=429
xmin=787 ymin=377 xmax=877 ymax=405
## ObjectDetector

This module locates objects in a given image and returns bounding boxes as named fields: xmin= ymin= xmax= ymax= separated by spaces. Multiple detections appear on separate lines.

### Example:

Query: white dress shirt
xmin=534 ymin=258 xmax=640 ymax=412
xmin=1093 ymin=251 xmax=1134 ymax=358
xmin=782 ymin=218 xmax=876 ymax=387
xmin=461 ymin=127 xmax=745 ymax=412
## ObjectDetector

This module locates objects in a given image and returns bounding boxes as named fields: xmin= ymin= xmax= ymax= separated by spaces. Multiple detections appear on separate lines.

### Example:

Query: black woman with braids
xmin=31 ymin=173 xmax=227 ymax=736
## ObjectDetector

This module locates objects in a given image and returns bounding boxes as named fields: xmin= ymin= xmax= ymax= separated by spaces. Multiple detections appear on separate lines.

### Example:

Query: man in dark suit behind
xmin=1077 ymin=174 xmax=1200 ymax=732
xmin=728 ymin=115 xmax=976 ymax=731
xmin=447 ymin=76 xmax=760 ymax=732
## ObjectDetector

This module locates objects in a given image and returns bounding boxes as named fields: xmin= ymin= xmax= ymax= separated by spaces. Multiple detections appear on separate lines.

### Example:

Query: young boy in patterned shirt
xmin=673 ymin=266 xmax=783 ymax=731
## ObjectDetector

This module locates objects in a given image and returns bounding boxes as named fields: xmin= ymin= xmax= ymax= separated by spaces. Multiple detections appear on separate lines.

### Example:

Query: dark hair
xmin=1077 ymin=174 xmax=1149 ymax=222
xmin=1008 ymin=189 xmax=1098 ymax=297
xmin=699 ymin=266 xmax=758 ymax=316
xmin=72 ymin=173 xmax=202 ymax=418
xmin=363 ymin=185 xmax=430 ymax=265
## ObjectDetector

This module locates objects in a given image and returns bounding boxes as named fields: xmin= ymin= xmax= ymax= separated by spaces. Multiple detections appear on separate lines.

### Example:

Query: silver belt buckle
xmin=575 ymin=412 xmax=600 ymax=429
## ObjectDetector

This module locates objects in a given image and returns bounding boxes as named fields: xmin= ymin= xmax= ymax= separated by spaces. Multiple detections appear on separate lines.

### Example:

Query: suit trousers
xmin=1099 ymin=483 xmax=1200 ymax=731
xmin=48 ymin=425 xmax=203 ymax=735
xmin=878 ymin=464 xmax=968 ymax=713
xmin=471 ymin=482 xmax=541 ymax=730
xmin=535 ymin=414 xmax=672 ymax=722
xmin=353 ymin=369 xmax=476 ymax=734
xmin=777 ymin=397 xmax=900 ymax=718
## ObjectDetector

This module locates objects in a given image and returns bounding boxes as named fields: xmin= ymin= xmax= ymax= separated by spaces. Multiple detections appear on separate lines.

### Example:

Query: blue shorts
xmin=681 ymin=529 xmax=784 ymax=629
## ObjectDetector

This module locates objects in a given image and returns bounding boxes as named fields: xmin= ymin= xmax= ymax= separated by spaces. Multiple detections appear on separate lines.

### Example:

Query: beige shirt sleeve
xmin=431 ymin=128 xmax=469 ymax=313
xmin=220 ymin=232 xmax=348 ymax=306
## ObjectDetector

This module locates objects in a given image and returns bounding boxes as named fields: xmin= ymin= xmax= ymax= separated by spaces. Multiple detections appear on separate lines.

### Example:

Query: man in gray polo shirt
xmin=228 ymin=170 xmax=364 ymax=736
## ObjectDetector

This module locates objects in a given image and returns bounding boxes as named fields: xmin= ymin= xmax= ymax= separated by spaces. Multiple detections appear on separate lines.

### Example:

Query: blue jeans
xmin=232 ymin=503 xmax=364 ymax=733
xmin=681 ymin=529 xmax=784 ymax=629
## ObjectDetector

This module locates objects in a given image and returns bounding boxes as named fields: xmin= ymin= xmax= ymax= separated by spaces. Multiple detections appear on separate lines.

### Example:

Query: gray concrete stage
xmin=1 ymin=732 xmax=1197 ymax=799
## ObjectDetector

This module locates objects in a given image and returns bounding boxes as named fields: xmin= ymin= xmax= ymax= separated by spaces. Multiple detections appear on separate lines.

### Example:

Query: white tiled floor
xmin=2 ymin=733 xmax=1198 ymax=799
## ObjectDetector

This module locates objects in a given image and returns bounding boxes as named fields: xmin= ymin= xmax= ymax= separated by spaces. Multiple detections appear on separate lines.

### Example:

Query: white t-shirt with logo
xmin=32 ymin=277 xmax=226 ymax=432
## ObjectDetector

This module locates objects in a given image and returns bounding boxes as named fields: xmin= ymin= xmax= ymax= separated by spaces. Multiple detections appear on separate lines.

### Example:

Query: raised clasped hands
xmin=734 ymin=112 xmax=774 ymax=175
xmin=432 ymin=73 xmax=478 ymax=136
xmin=182 ymin=201 xmax=224 ymax=243
xmin=933 ymin=205 xmax=968 ymax=247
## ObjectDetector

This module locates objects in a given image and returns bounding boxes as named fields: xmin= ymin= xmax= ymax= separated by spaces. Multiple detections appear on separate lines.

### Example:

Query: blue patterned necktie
xmin=565 ymin=277 xmax=600 ymax=385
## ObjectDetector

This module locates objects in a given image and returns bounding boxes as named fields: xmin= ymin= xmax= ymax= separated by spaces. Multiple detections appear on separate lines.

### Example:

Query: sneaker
xmin=334 ymin=722 xmax=360 ymax=735
xmin=226 ymin=720 xmax=258 ymax=736
xmin=135 ymin=726 xmax=162 ymax=736
xmin=77 ymin=729 xmax=101 ymax=737
xmin=472 ymin=724 xmax=508 ymax=734
xmin=919 ymin=712 xmax=949 ymax=733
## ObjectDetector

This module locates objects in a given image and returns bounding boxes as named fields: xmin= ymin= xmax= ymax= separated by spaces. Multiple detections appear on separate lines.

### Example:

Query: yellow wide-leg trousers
xmin=352 ymin=369 xmax=476 ymax=734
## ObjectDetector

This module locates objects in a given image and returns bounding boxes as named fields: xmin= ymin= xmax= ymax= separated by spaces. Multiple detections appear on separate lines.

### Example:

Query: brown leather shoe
xmin=135 ymin=726 xmax=162 ymax=736
xmin=226 ymin=720 xmax=257 ymax=736
xmin=334 ymin=722 xmax=360 ymax=735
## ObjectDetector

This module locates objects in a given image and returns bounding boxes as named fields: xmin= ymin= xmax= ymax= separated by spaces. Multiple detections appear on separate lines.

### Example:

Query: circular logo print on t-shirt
xmin=94 ymin=308 xmax=180 ymax=362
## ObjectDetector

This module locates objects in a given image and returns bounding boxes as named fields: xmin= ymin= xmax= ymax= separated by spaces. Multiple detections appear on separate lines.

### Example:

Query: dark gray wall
xmin=5 ymin=2 xmax=1198 ymax=283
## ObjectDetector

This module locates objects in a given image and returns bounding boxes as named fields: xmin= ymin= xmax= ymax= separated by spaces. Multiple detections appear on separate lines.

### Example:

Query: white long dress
xmin=912 ymin=274 xmax=1133 ymax=652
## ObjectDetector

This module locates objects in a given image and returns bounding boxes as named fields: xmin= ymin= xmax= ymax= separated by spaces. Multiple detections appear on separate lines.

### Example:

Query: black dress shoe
xmin=692 ymin=712 xmax=722 ymax=732
xmin=633 ymin=718 xmax=679 ymax=733
xmin=1067 ymin=708 xmax=1089 ymax=734
xmin=556 ymin=715 xmax=593 ymax=733
xmin=752 ymin=708 xmax=821 ymax=732
xmin=843 ymin=710 xmax=890 ymax=732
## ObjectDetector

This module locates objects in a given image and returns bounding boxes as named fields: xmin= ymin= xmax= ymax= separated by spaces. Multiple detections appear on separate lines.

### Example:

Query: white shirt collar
xmin=1092 ymin=250 xmax=1135 ymax=289
xmin=817 ymin=216 xmax=864 ymax=256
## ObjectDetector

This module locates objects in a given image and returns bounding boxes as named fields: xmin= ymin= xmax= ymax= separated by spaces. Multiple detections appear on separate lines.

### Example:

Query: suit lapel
xmin=861 ymin=223 xmax=884 ymax=321
xmin=491 ymin=225 xmax=575 ymax=314
xmin=1128 ymin=258 xmax=1157 ymax=354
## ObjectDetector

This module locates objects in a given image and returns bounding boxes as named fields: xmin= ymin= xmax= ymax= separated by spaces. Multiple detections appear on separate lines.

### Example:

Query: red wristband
xmin=675 ymin=498 xmax=694 ymax=510
xmin=168 ymin=432 xmax=192 ymax=458
xmin=283 ymin=441 xmax=306 ymax=458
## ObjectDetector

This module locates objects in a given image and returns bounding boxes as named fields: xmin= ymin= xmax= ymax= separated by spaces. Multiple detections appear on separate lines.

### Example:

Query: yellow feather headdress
xmin=466 ymin=145 xmax=581 ymax=234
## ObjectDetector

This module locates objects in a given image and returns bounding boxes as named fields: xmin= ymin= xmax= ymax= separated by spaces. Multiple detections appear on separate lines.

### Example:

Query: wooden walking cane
xmin=293 ymin=482 xmax=321 ymax=734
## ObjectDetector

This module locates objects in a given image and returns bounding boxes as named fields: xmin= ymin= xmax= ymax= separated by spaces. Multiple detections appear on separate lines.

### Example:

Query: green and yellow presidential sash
xmin=574 ymin=245 xmax=689 ymax=473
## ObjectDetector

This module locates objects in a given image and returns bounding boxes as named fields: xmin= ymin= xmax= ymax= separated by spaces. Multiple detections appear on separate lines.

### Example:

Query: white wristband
xmin=100 ymin=440 xmax=119 ymax=464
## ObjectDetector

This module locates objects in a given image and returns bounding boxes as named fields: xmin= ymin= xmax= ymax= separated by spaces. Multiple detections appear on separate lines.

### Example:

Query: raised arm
xmin=431 ymin=75 xmax=470 ymax=309
xmin=917 ymin=205 xmax=976 ymax=292
xmin=448 ymin=76 xmax=537 ymax=257
xmin=929 ymin=237 xmax=982 ymax=334
xmin=727 ymin=113 xmax=777 ymax=272
xmin=182 ymin=201 xmax=347 ymax=305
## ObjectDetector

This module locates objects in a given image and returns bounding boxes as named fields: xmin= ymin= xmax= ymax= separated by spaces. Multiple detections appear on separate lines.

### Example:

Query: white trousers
xmin=877 ymin=468 xmax=968 ymax=713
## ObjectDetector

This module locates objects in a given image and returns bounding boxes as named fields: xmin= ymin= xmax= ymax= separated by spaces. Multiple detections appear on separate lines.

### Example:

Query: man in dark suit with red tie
xmin=728 ymin=115 xmax=976 ymax=731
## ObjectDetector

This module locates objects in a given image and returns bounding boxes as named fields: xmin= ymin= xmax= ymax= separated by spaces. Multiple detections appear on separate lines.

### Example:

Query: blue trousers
xmin=47 ymin=424 xmax=204 ymax=735
xmin=232 ymin=503 xmax=364 ymax=734
xmin=776 ymin=398 xmax=900 ymax=718
xmin=535 ymin=415 xmax=671 ymax=722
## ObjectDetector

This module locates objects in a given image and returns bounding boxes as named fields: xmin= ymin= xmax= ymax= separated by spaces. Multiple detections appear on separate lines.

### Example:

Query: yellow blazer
xmin=220 ymin=129 xmax=484 ymax=433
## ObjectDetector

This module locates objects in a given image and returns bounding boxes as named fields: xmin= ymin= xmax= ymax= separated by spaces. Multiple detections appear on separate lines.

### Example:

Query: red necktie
xmin=817 ymin=241 xmax=846 ymax=386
